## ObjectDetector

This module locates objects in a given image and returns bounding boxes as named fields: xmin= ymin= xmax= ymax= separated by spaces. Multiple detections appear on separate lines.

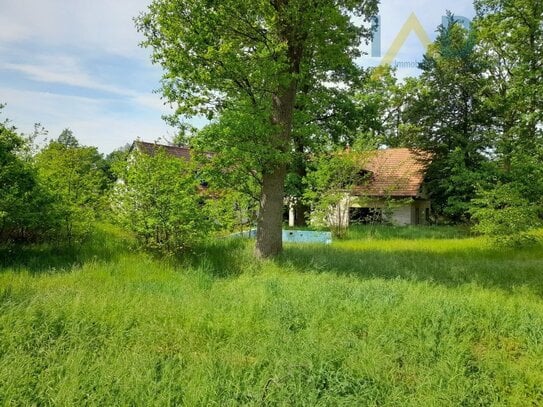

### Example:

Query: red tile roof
xmin=353 ymin=148 xmax=430 ymax=197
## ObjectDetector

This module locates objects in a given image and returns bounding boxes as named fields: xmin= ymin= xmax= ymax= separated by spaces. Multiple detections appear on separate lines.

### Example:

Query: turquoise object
xmin=282 ymin=230 xmax=332 ymax=244
xmin=230 ymin=229 xmax=332 ymax=244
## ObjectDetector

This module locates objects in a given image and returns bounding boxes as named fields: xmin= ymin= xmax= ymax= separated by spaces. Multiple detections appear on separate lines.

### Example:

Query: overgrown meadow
xmin=1 ymin=225 xmax=542 ymax=405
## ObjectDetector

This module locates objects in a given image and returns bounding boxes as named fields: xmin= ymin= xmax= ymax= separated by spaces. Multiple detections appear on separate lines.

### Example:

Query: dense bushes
xmin=470 ymin=184 xmax=541 ymax=247
xmin=0 ymin=120 xmax=58 ymax=241
xmin=113 ymin=148 xmax=212 ymax=252
xmin=35 ymin=135 xmax=108 ymax=243
xmin=0 ymin=115 xmax=109 ymax=244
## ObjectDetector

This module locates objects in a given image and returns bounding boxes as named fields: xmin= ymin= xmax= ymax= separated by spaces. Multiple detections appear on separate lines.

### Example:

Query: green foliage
xmin=137 ymin=0 xmax=379 ymax=256
xmin=474 ymin=0 xmax=543 ymax=154
xmin=304 ymin=152 xmax=369 ymax=237
xmin=57 ymin=128 xmax=79 ymax=148
xmin=397 ymin=16 xmax=494 ymax=221
xmin=0 ymin=115 xmax=57 ymax=242
xmin=471 ymin=184 xmax=541 ymax=247
xmin=2 ymin=225 xmax=543 ymax=404
xmin=103 ymin=143 xmax=132 ymax=183
xmin=35 ymin=136 xmax=107 ymax=243
xmin=354 ymin=65 xmax=402 ymax=148
xmin=113 ymin=149 xmax=212 ymax=252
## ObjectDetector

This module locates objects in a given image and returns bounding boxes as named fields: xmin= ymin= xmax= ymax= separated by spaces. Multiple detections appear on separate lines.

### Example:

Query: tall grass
xmin=1 ymin=225 xmax=543 ymax=405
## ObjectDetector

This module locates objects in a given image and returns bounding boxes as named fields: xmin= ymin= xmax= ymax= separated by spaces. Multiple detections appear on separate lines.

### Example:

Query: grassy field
xmin=1 ymin=225 xmax=543 ymax=405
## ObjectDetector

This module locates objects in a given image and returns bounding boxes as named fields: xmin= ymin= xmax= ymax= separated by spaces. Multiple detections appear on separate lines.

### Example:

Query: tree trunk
xmin=255 ymin=5 xmax=303 ymax=257
xmin=294 ymin=201 xmax=309 ymax=226
xmin=255 ymin=165 xmax=287 ymax=258
xmin=255 ymin=87 xmax=297 ymax=257
xmin=292 ymin=135 xmax=308 ymax=227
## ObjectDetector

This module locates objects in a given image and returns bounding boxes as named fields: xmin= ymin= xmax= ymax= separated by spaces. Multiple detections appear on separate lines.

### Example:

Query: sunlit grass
xmin=335 ymin=236 xmax=484 ymax=253
xmin=1 ymin=225 xmax=543 ymax=405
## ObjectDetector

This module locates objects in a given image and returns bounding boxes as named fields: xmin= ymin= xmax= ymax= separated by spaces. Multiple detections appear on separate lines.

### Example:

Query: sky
xmin=0 ymin=0 xmax=475 ymax=154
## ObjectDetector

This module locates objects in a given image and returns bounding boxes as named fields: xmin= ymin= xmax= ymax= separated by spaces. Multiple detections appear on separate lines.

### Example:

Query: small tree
xmin=114 ymin=149 xmax=211 ymax=253
xmin=35 ymin=135 xmax=108 ymax=243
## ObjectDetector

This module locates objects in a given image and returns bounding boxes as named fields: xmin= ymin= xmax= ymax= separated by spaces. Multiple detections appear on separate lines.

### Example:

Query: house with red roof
xmin=328 ymin=148 xmax=432 ymax=227
xmin=132 ymin=142 xmax=430 ymax=227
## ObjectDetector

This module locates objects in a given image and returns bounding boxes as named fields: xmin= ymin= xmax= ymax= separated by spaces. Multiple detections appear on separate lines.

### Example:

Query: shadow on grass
xmin=0 ymin=228 xmax=126 ymax=274
xmin=277 ymin=243 xmax=543 ymax=296
xmin=179 ymin=238 xmax=255 ymax=278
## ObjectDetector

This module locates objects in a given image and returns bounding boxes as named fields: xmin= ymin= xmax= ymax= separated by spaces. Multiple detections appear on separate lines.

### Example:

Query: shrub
xmin=113 ymin=148 xmax=212 ymax=253
xmin=35 ymin=135 xmax=108 ymax=244
xmin=304 ymin=152 xmax=370 ymax=238
xmin=470 ymin=183 xmax=541 ymax=247
xmin=0 ymin=120 xmax=59 ymax=242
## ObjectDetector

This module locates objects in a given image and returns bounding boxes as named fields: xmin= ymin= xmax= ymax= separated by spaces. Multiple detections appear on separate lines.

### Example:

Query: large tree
xmin=474 ymin=0 xmax=543 ymax=199
xmin=474 ymin=0 xmax=543 ymax=156
xmin=397 ymin=16 xmax=495 ymax=221
xmin=465 ymin=0 xmax=543 ymax=240
xmin=137 ymin=0 xmax=378 ymax=257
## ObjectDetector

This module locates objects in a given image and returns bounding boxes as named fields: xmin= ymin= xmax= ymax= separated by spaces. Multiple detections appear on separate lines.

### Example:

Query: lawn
xmin=1 ymin=225 xmax=543 ymax=405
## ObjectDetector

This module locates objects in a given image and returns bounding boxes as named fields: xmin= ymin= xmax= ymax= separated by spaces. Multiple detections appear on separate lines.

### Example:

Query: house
xmin=328 ymin=148 xmax=431 ymax=227
xmin=129 ymin=140 xmax=193 ymax=161
xmin=131 ymin=142 xmax=430 ymax=227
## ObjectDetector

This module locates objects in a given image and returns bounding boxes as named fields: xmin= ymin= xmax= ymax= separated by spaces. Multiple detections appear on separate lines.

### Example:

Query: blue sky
xmin=0 ymin=0 xmax=474 ymax=154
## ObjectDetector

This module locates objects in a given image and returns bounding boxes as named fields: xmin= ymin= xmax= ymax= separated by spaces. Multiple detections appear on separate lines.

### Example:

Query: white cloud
xmin=0 ymin=16 xmax=30 ymax=42
xmin=0 ymin=0 xmax=153 ymax=59
xmin=1 ymin=57 xmax=128 ymax=95
xmin=0 ymin=55 xmax=171 ymax=116
xmin=1 ymin=87 xmax=174 ymax=153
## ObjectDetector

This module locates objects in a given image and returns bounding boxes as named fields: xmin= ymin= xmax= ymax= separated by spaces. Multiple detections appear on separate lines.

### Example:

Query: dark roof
xmin=134 ymin=141 xmax=192 ymax=161
xmin=353 ymin=148 xmax=430 ymax=197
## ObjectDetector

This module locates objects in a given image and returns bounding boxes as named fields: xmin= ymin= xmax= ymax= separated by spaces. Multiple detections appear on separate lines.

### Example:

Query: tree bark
xmin=255 ymin=86 xmax=297 ymax=258
xmin=255 ymin=164 xmax=287 ymax=258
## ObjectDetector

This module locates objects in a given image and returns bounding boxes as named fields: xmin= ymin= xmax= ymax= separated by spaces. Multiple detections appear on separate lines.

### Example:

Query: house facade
xmin=328 ymin=148 xmax=431 ymax=227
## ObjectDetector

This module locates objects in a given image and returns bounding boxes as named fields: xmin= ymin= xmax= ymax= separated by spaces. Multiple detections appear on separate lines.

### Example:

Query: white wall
xmin=387 ymin=205 xmax=412 ymax=225
xmin=326 ymin=196 xmax=432 ymax=227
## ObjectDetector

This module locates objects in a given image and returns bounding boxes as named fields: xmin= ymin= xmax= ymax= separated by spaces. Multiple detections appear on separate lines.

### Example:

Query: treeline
xmin=186 ymin=2 xmax=543 ymax=246
xmin=134 ymin=0 xmax=542 ymax=255
xmin=2 ymin=0 xmax=541 ymax=250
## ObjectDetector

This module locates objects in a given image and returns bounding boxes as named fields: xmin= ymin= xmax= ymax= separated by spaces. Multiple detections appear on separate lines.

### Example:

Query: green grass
xmin=1 ymin=225 xmax=543 ymax=405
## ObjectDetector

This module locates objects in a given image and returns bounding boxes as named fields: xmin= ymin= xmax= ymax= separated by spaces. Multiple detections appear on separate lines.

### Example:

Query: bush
xmin=303 ymin=152 xmax=369 ymax=238
xmin=0 ymin=120 xmax=59 ymax=242
xmin=113 ymin=148 xmax=212 ymax=253
xmin=470 ymin=183 xmax=541 ymax=247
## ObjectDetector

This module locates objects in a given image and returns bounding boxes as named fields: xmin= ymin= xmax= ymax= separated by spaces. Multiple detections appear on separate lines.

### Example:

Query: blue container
xmin=282 ymin=230 xmax=332 ymax=244
xmin=229 ymin=229 xmax=332 ymax=244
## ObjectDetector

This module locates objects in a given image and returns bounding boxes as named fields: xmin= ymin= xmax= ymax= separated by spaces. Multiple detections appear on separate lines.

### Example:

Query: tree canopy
xmin=137 ymin=0 xmax=379 ymax=256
